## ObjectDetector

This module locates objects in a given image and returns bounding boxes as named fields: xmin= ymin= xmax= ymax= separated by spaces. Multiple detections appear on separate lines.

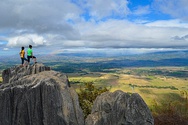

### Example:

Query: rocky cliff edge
xmin=0 ymin=64 xmax=84 ymax=125
xmin=0 ymin=64 xmax=154 ymax=125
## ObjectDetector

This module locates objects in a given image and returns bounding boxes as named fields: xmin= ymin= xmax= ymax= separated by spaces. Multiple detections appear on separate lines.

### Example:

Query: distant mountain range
xmin=55 ymin=50 xmax=188 ymax=61
xmin=1 ymin=50 xmax=188 ymax=70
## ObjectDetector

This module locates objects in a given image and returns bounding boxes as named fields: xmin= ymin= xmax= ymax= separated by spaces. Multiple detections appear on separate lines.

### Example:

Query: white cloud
xmin=74 ymin=19 xmax=188 ymax=48
xmin=153 ymin=0 xmax=188 ymax=21
xmin=132 ymin=5 xmax=151 ymax=15
xmin=79 ymin=0 xmax=130 ymax=20
xmin=12 ymin=18 xmax=186 ymax=50
xmin=7 ymin=34 xmax=47 ymax=47
xmin=0 ymin=0 xmax=81 ymax=35
xmin=3 ymin=48 xmax=9 ymax=51
xmin=0 ymin=0 xmax=188 ymax=55
xmin=146 ymin=19 xmax=188 ymax=28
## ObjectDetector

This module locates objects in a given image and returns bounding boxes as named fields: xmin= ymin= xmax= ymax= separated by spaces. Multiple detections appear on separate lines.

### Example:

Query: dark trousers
xmin=21 ymin=57 xmax=28 ymax=64
xmin=27 ymin=56 xmax=36 ymax=62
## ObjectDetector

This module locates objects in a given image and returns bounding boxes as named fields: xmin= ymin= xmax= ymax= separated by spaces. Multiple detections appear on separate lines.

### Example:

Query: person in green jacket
xmin=27 ymin=45 xmax=37 ymax=64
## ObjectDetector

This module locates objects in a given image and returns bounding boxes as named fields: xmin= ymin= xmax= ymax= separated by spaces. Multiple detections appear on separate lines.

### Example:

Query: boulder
xmin=0 ymin=64 xmax=84 ymax=125
xmin=85 ymin=90 xmax=154 ymax=125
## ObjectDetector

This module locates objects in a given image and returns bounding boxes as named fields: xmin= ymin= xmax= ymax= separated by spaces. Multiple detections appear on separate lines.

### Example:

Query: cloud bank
xmin=0 ymin=0 xmax=188 ymax=55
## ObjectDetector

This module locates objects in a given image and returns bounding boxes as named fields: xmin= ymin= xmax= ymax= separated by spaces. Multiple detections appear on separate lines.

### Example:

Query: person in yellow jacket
xmin=19 ymin=46 xmax=28 ymax=66
xmin=27 ymin=45 xmax=37 ymax=64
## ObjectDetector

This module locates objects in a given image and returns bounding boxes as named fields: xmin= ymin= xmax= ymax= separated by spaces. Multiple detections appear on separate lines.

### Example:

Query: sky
xmin=0 ymin=0 xmax=188 ymax=56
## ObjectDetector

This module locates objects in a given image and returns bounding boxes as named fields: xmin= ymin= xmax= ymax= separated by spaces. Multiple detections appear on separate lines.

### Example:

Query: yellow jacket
xmin=20 ymin=50 xmax=25 ymax=58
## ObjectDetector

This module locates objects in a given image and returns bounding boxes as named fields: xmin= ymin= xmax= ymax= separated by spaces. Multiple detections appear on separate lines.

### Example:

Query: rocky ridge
xmin=0 ymin=64 xmax=84 ymax=125
xmin=0 ymin=63 xmax=154 ymax=125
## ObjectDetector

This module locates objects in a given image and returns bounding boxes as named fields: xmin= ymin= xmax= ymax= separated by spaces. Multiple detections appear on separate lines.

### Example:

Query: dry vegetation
xmin=0 ymin=76 xmax=2 ymax=83
xmin=69 ymin=67 xmax=188 ymax=125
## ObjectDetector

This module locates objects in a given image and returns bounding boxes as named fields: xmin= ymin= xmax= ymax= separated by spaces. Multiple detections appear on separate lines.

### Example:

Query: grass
xmin=69 ymin=67 xmax=188 ymax=124
xmin=0 ymin=76 xmax=2 ymax=83
xmin=69 ymin=67 xmax=188 ymax=103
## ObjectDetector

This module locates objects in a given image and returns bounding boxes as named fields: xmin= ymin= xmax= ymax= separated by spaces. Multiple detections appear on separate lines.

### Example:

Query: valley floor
xmin=68 ymin=67 xmax=188 ymax=118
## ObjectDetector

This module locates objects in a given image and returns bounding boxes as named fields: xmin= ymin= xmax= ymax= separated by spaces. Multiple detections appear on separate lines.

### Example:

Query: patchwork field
xmin=68 ymin=67 xmax=188 ymax=112
xmin=0 ymin=77 xmax=2 ymax=83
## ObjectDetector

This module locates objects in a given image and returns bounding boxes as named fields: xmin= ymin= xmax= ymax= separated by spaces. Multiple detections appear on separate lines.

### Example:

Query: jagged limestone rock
xmin=85 ymin=90 xmax=154 ymax=125
xmin=2 ymin=63 xmax=51 ymax=84
xmin=0 ymin=64 xmax=84 ymax=125
xmin=1 ymin=63 xmax=154 ymax=125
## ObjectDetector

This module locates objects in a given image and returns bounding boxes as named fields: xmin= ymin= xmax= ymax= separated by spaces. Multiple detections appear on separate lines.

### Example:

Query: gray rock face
xmin=1 ymin=64 xmax=154 ymax=125
xmin=85 ymin=90 xmax=154 ymax=125
xmin=2 ymin=63 xmax=51 ymax=84
xmin=0 ymin=64 xmax=84 ymax=125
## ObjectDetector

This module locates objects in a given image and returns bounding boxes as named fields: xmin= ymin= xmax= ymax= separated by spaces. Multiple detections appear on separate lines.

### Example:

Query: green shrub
xmin=77 ymin=82 xmax=109 ymax=118
xmin=128 ymin=84 xmax=178 ymax=90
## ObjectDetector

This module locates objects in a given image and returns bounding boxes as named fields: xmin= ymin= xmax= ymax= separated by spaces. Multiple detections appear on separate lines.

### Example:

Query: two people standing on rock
xmin=19 ymin=45 xmax=37 ymax=66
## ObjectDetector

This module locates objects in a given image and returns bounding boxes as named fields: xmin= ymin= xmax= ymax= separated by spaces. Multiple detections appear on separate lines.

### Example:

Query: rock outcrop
xmin=0 ymin=64 xmax=154 ymax=125
xmin=0 ymin=64 xmax=84 ymax=125
xmin=85 ymin=90 xmax=154 ymax=125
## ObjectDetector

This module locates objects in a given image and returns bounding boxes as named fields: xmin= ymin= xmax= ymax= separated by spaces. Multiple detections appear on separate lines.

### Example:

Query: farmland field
xmin=68 ymin=67 xmax=188 ymax=110
xmin=0 ymin=77 xmax=2 ymax=83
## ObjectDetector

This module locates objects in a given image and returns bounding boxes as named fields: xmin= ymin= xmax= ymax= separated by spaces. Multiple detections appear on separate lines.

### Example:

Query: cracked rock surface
xmin=85 ymin=90 xmax=154 ymax=125
xmin=0 ymin=64 xmax=84 ymax=125
xmin=0 ymin=63 xmax=154 ymax=125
